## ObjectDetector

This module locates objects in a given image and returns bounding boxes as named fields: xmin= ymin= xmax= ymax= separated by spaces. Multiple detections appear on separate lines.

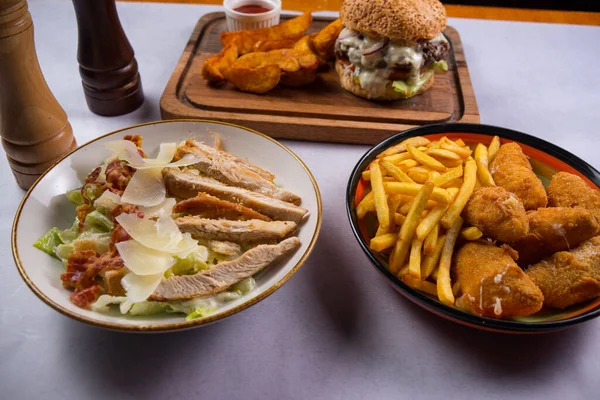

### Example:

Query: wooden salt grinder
xmin=72 ymin=0 xmax=144 ymax=116
xmin=0 ymin=0 xmax=77 ymax=190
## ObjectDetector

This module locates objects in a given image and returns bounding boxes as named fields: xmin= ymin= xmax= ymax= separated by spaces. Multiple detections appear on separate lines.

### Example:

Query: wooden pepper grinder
xmin=0 ymin=0 xmax=77 ymax=189
xmin=72 ymin=0 xmax=144 ymax=116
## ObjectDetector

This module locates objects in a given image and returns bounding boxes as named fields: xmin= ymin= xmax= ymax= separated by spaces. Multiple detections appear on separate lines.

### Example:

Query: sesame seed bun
xmin=335 ymin=60 xmax=435 ymax=100
xmin=340 ymin=0 xmax=447 ymax=43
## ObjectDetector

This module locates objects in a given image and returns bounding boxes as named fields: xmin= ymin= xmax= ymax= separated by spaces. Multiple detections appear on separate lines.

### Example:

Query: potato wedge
xmin=201 ymin=42 xmax=239 ymax=82
xmin=220 ymin=12 xmax=312 ymax=54
xmin=224 ymin=65 xmax=281 ymax=94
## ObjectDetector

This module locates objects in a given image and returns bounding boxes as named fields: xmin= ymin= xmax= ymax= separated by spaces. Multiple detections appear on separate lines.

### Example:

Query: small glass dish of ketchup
xmin=224 ymin=0 xmax=282 ymax=32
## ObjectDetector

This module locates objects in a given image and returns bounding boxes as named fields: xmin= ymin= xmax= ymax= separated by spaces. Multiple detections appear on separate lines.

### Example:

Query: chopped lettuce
xmin=55 ymin=231 xmax=111 ymax=261
xmin=83 ymin=210 xmax=114 ymax=233
xmin=92 ymin=295 xmax=218 ymax=320
xmin=231 ymin=277 xmax=255 ymax=295
xmin=66 ymin=189 xmax=85 ymax=206
xmin=33 ymin=228 xmax=63 ymax=258
xmin=392 ymin=70 xmax=435 ymax=97
xmin=433 ymin=60 xmax=448 ymax=72
xmin=166 ymin=246 xmax=210 ymax=277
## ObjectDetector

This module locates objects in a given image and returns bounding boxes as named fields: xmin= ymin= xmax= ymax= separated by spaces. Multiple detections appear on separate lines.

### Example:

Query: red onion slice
xmin=363 ymin=41 xmax=386 ymax=56
xmin=337 ymin=29 xmax=359 ymax=41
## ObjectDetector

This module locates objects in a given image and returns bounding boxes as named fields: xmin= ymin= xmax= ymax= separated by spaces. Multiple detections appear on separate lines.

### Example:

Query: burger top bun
xmin=340 ymin=0 xmax=447 ymax=43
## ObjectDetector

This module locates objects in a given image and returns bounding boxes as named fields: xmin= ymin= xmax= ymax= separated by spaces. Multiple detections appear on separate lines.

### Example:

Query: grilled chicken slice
xmin=176 ymin=217 xmax=297 ymax=242
xmin=173 ymin=193 xmax=271 ymax=221
xmin=176 ymin=140 xmax=301 ymax=204
xmin=151 ymin=237 xmax=301 ymax=301
xmin=176 ymin=139 xmax=275 ymax=181
xmin=164 ymin=168 xmax=308 ymax=223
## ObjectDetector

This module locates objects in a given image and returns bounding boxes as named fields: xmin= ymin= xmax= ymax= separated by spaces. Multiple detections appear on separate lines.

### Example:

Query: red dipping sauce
xmin=233 ymin=4 xmax=272 ymax=14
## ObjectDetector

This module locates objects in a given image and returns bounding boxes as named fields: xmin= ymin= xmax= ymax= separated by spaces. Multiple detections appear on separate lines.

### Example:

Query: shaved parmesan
xmin=115 ymin=213 xmax=198 ymax=254
xmin=105 ymin=140 xmax=144 ymax=166
xmin=133 ymin=154 xmax=200 ymax=170
xmin=121 ymin=168 xmax=166 ymax=207
xmin=115 ymin=240 xmax=175 ymax=276
xmin=94 ymin=190 xmax=122 ymax=211
xmin=105 ymin=140 xmax=201 ymax=170
xmin=94 ymin=190 xmax=176 ymax=218
xmin=140 ymin=197 xmax=176 ymax=218
xmin=142 ymin=143 xmax=177 ymax=166
xmin=121 ymin=272 xmax=164 ymax=303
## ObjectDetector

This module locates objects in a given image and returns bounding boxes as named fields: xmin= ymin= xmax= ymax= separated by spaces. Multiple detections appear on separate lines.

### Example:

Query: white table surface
xmin=2 ymin=1 xmax=600 ymax=399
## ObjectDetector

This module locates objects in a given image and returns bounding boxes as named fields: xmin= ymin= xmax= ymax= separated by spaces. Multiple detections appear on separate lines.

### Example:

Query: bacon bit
xmin=111 ymin=204 xmax=143 ymax=219
xmin=76 ymin=204 xmax=92 ymax=233
xmin=70 ymin=285 xmax=103 ymax=309
xmin=85 ymin=166 xmax=102 ymax=183
xmin=123 ymin=134 xmax=147 ymax=158
xmin=105 ymin=159 xmax=135 ymax=193
xmin=109 ymin=223 xmax=132 ymax=252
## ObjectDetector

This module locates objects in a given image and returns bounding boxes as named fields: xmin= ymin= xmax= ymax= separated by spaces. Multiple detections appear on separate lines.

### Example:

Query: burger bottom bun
xmin=335 ymin=60 xmax=435 ymax=101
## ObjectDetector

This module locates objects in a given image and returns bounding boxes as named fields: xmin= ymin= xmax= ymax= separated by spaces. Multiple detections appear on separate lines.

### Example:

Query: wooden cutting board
xmin=160 ymin=13 xmax=480 ymax=145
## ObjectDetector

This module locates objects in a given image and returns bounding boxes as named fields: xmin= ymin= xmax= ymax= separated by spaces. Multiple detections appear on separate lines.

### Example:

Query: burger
xmin=335 ymin=0 xmax=450 ymax=100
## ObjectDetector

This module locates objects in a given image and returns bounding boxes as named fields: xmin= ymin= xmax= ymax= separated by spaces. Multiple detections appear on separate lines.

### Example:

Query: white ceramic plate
xmin=12 ymin=120 xmax=322 ymax=332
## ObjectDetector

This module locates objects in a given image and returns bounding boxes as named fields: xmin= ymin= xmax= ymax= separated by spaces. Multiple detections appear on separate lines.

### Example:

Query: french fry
xmin=437 ymin=217 xmax=464 ymax=306
xmin=447 ymin=187 xmax=460 ymax=202
xmin=381 ymin=152 xmax=412 ymax=164
xmin=389 ymin=182 xmax=434 ymax=274
xmin=398 ymin=159 xmax=419 ymax=169
xmin=423 ymin=223 xmax=439 ymax=255
xmin=442 ymin=178 xmax=464 ymax=189
xmin=398 ymin=264 xmax=409 ymax=277
xmin=440 ymin=159 xmax=476 ymax=228
xmin=384 ymin=182 xmax=451 ymax=205
xmin=356 ymin=191 xmax=374 ymax=218
xmin=427 ymin=148 xmax=462 ymax=160
xmin=428 ymin=171 xmax=441 ymax=182
xmin=407 ymin=145 xmax=447 ymax=172
xmin=430 ymin=265 xmax=439 ymax=281
xmin=361 ymin=170 xmax=370 ymax=181
xmin=380 ymin=160 xmax=415 ymax=183
xmin=452 ymin=282 xmax=461 ymax=296
xmin=394 ymin=213 xmax=406 ymax=225
xmin=407 ymin=170 xmax=429 ymax=184
xmin=409 ymin=166 xmax=431 ymax=174
xmin=461 ymin=226 xmax=483 ymax=240
xmin=408 ymin=237 xmax=423 ymax=278
xmin=370 ymin=162 xmax=390 ymax=231
xmin=416 ymin=204 xmax=448 ymax=240
xmin=474 ymin=143 xmax=495 ymax=187
xmin=432 ymin=165 xmax=463 ymax=187
xmin=455 ymin=139 xmax=467 ymax=147
xmin=370 ymin=232 xmax=397 ymax=252
xmin=488 ymin=135 xmax=501 ymax=164
xmin=441 ymin=140 xmax=471 ymax=159
xmin=402 ymin=275 xmax=438 ymax=297
xmin=377 ymin=136 xmax=430 ymax=158
xmin=388 ymin=194 xmax=403 ymax=230
xmin=375 ymin=225 xmax=388 ymax=237
xmin=422 ymin=234 xmax=446 ymax=279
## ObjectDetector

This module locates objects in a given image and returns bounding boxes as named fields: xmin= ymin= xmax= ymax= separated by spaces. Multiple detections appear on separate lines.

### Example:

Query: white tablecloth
xmin=2 ymin=1 xmax=600 ymax=399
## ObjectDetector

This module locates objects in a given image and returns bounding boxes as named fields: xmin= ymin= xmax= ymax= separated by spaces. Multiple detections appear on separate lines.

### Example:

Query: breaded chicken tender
xmin=547 ymin=172 xmax=600 ymax=221
xmin=527 ymin=237 xmax=600 ymax=309
xmin=512 ymin=207 xmax=600 ymax=266
xmin=463 ymin=187 xmax=529 ymax=243
xmin=489 ymin=143 xmax=548 ymax=210
xmin=453 ymin=241 xmax=544 ymax=318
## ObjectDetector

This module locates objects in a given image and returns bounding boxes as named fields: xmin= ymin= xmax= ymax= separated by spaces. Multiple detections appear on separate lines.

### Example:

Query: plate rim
xmin=346 ymin=122 xmax=600 ymax=333
xmin=12 ymin=119 xmax=323 ymax=333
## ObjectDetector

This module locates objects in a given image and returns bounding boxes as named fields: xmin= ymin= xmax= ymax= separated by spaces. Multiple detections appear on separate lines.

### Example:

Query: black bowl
xmin=346 ymin=122 xmax=600 ymax=333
